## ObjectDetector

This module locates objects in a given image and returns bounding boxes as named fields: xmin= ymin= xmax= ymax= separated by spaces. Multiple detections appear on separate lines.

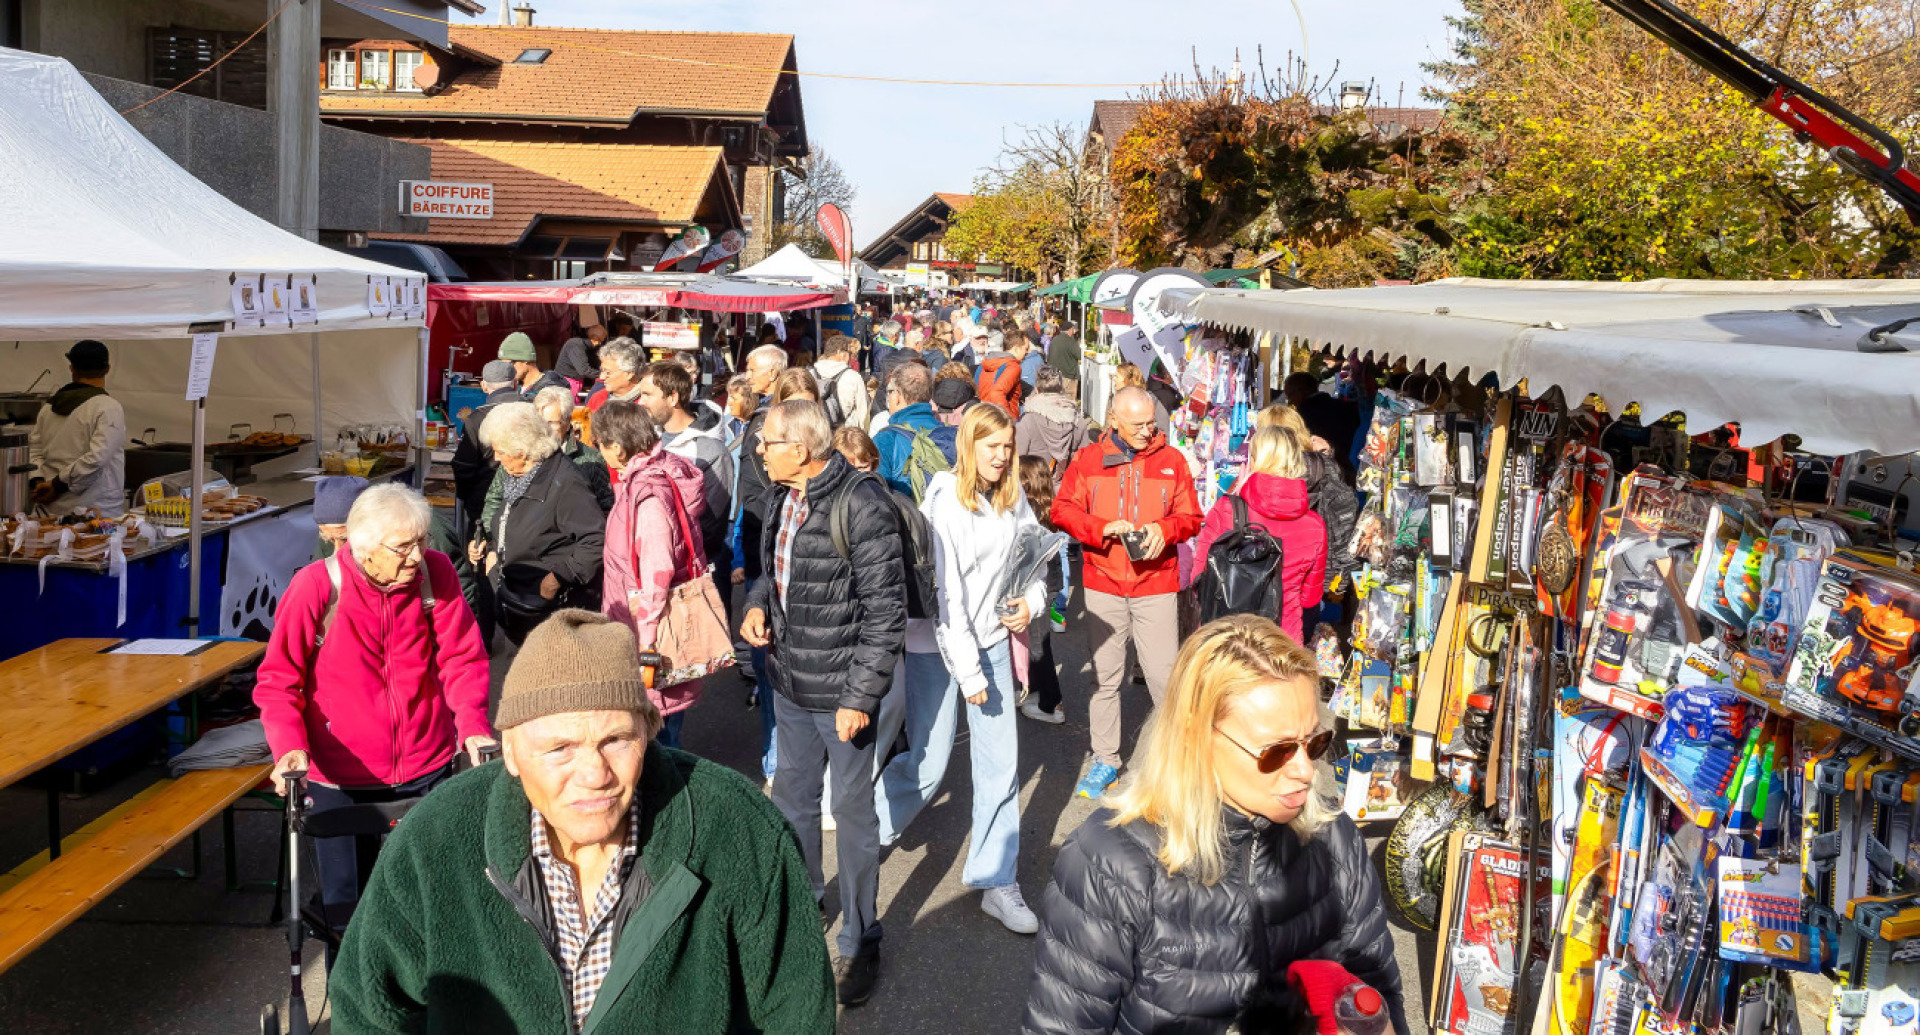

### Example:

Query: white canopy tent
xmin=732 ymin=243 xmax=886 ymax=293
xmin=0 ymin=47 xmax=427 ymax=632
xmin=1183 ymin=278 xmax=1920 ymax=459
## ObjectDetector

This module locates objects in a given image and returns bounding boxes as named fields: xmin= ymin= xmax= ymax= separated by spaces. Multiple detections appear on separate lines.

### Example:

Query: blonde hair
xmin=1248 ymin=425 xmax=1307 ymax=479
xmin=833 ymin=424 xmax=879 ymax=471
xmin=1105 ymin=615 xmax=1332 ymax=885
xmin=770 ymin=366 xmax=820 ymax=404
xmin=952 ymin=404 xmax=1020 ymax=515
xmin=1256 ymin=403 xmax=1310 ymax=441
xmin=1112 ymin=362 xmax=1146 ymax=391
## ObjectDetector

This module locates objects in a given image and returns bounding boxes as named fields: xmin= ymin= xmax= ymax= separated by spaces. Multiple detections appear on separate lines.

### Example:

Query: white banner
xmin=220 ymin=507 xmax=318 ymax=638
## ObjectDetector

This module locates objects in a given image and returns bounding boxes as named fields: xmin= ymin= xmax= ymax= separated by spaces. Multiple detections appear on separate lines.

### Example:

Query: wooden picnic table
xmin=0 ymin=638 xmax=264 ymax=791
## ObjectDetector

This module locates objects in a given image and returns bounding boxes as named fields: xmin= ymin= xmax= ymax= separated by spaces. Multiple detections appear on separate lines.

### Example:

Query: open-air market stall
xmin=0 ymin=47 xmax=428 ymax=661
xmin=1169 ymin=276 xmax=1920 ymax=1034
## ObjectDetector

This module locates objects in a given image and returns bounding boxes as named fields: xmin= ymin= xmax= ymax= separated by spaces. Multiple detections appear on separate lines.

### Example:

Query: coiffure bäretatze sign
xmin=399 ymin=181 xmax=493 ymax=219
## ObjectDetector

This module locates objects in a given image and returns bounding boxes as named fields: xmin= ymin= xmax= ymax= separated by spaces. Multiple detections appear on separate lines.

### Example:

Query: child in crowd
xmin=834 ymin=425 xmax=880 ymax=473
xmin=1018 ymin=456 xmax=1066 ymax=724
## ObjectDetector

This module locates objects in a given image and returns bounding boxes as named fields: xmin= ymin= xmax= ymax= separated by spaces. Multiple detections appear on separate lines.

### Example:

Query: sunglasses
xmin=1214 ymin=727 xmax=1334 ymax=773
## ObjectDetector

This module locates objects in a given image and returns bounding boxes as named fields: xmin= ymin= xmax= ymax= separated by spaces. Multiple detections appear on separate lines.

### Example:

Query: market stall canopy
xmin=427 ymin=276 xmax=834 ymax=314
xmin=1037 ymin=273 xmax=1098 ymax=303
xmin=1187 ymin=278 xmax=1920 ymax=457
xmin=0 ymin=47 xmax=425 ymax=341
xmin=959 ymin=281 xmax=1032 ymax=293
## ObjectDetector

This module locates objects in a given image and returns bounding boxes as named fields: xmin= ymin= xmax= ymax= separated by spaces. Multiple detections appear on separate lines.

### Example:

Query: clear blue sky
xmin=467 ymin=0 xmax=1465 ymax=246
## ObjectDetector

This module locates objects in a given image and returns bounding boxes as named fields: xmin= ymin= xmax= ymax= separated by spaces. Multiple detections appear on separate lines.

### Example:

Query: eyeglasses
xmin=1213 ymin=727 xmax=1334 ymax=773
xmin=760 ymin=438 xmax=801 ymax=448
xmin=376 ymin=538 xmax=426 ymax=561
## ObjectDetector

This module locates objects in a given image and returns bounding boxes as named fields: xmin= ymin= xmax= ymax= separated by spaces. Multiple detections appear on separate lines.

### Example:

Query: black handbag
xmin=494 ymin=562 xmax=559 ymax=644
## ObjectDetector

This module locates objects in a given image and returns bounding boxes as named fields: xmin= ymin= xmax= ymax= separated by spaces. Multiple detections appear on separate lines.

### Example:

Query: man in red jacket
xmin=1051 ymin=387 xmax=1202 ymax=799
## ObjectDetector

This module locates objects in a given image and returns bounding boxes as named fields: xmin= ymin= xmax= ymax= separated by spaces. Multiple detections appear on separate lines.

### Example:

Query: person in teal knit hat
xmin=330 ymin=609 xmax=834 ymax=1034
xmin=500 ymin=330 xmax=570 ymax=401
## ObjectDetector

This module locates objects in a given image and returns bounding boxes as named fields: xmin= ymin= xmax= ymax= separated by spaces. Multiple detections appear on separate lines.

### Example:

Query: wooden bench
xmin=0 ymin=763 xmax=271 ymax=975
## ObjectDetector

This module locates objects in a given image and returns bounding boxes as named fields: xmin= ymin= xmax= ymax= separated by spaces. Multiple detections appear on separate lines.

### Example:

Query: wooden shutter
xmin=147 ymin=26 xmax=269 ymax=110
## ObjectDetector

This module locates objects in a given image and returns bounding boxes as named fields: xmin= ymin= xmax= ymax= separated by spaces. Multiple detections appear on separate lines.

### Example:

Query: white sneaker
xmin=1020 ymin=699 xmax=1066 ymax=725
xmin=981 ymin=885 xmax=1039 ymax=935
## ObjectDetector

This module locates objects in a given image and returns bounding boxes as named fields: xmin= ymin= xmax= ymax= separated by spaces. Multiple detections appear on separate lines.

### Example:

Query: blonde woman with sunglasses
xmin=874 ymin=403 xmax=1049 ymax=935
xmin=1023 ymin=615 xmax=1408 ymax=1035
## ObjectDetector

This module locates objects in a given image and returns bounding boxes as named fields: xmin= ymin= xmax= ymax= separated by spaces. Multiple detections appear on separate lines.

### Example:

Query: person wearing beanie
xmin=28 ymin=339 xmax=126 ymax=517
xmin=313 ymin=475 xmax=371 ymax=557
xmin=331 ymin=609 xmax=834 ymax=1035
xmin=452 ymin=359 xmax=523 ymax=537
xmin=499 ymin=330 xmax=570 ymax=402
xmin=931 ymin=376 xmax=976 ymax=425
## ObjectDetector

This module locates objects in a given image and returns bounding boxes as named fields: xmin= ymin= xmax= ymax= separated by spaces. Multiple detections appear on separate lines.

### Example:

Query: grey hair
xmin=600 ymin=338 xmax=645 ymax=377
xmin=1034 ymin=365 xmax=1065 ymax=395
xmin=877 ymin=319 xmax=902 ymax=340
xmin=747 ymin=344 xmax=790 ymax=373
xmin=532 ymin=386 xmax=574 ymax=417
xmin=768 ymin=399 xmax=832 ymax=460
xmin=479 ymin=401 xmax=560 ymax=462
xmin=344 ymin=483 xmax=432 ymax=557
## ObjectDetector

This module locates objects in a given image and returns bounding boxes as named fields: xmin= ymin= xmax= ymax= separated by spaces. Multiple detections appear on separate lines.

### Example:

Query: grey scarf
xmin=502 ymin=460 xmax=542 ymax=507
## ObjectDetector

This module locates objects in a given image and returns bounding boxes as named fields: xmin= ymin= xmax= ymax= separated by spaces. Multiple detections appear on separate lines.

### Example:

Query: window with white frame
xmin=394 ymin=50 xmax=424 ymax=91
xmin=358 ymin=49 xmax=389 ymax=90
xmin=326 ymin=49 xmax=356 ymax=90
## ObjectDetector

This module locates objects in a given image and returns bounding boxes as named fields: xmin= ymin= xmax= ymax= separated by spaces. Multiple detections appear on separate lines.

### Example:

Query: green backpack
xmin=900 ymin=427 xmax=952 ymax=503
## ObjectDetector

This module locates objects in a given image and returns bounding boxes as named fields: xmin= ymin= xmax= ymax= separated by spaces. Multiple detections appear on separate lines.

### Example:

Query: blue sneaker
xmin=1075 ymin=762 xmax=1120 ymax=800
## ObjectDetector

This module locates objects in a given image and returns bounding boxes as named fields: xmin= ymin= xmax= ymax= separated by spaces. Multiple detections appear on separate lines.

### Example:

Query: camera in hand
xmin=1121 ymin=529 xmax=1151 ymax=561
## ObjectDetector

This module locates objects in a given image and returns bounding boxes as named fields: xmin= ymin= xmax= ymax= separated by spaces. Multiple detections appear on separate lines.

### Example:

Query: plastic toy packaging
xmin=1782 ymin=556 xmax=1920 ymax=763
xmin=1640 ymin=684 xmax=1755 ymax=823
xmin=1576 ymin=473 xmax=1712 ymax=720
xmin=1717 ymin=856 xmax=1825 ymax=972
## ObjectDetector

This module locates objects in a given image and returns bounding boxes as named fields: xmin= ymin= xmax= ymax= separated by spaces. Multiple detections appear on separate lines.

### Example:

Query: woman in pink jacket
xmin=1191 ymin=425 xmax=1329 ymax=642
xmin=253 ymin=484 xmax=493 ymax=931
xmin=591 ymin=400 xmax=709 ymax=748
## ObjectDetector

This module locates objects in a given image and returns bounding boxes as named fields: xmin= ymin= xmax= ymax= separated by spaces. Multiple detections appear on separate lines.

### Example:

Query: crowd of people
xmin=251 ymin=296 xmax=1410 ymax=1034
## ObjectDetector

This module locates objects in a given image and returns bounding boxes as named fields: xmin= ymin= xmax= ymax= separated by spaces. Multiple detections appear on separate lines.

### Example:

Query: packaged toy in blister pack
xmin=1832 ymin=894 xmax=1920 ymax=1035
xmin=1639 ymin=684 xmax=1757 ymax=826
xmin=1782 ymin=556 xmax=1920 ymax=762
xmin=1342 ymin=737 xmax=1414 ymax=822
xmin=1717 ymin=855 xmax=1826 ymax=972
xmin=1576 ymin=472 xmax=1714 ymax=720
xmin=1434 ymin=834 xmax=1553 ymax=1035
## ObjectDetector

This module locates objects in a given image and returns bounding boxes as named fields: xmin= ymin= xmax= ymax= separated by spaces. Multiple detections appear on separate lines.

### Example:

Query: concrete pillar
xmin=269 ymin=0 xmax=320 ymax=239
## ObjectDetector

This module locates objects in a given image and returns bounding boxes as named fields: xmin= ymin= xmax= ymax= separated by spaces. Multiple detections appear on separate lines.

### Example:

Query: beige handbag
xmin=642 ymin=478 xmax=737 ymax=687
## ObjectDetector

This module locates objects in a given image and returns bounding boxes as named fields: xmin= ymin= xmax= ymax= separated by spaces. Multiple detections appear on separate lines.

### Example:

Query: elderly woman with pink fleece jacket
xmin=592 ymin=400 xmax=710 ymax=749
xmin=253 ymin=484 xmax=493 ymax=932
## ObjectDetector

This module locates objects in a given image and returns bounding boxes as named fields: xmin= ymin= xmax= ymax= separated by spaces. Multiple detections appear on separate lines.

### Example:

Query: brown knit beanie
xmin=495 ymin=609 xmax=659 ymax=731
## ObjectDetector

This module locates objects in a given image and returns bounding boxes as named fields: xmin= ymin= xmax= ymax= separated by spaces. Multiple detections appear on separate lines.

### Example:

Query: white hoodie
xmin=919 ymin=470 xmax=1048 ymax=696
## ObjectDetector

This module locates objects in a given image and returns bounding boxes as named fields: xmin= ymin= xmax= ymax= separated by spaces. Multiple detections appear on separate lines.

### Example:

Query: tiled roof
xmin=386 ymin=140 xmax=732 ymax=246
xmin=859 ymin=193 xmax=975 ymax=265
xmin=934 ymin=193 xmax=974 ymax=213
xmin=1090 ymin=100 xmax=1145 ymax=148
xmin=321 ymin=26 xmax=794 ymax=123
xmin=1362 ymin=106 xmax=1446 ymax=133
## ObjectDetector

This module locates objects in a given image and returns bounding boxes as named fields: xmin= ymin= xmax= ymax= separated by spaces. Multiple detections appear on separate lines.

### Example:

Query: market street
xmin=0 ymin=597 xmax=1436 ymax=1034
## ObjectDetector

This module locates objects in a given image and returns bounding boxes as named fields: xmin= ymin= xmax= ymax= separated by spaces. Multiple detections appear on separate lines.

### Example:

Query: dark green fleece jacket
xmin=330 ymin=744 xmax=834 ymax=1034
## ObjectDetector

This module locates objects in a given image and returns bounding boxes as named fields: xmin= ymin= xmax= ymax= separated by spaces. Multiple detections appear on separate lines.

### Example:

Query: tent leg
xmin=415 ymin=326 xmax=430 ymax=490
xmin=187 ymin=397 xmax=205 ymax=638
xmin=309 ymin=332 xmax=322 ymax=464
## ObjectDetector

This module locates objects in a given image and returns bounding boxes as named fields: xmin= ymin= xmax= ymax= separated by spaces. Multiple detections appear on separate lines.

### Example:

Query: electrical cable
xmin=120 ymin=0 xmax=300 ymax=116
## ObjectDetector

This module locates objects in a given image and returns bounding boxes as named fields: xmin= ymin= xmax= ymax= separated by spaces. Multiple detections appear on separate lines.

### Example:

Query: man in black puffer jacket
xmin=1023 ymin=807 xmax=1407 ymax=1035
xmin=740 ymin=398 xmax=905 ymax=1009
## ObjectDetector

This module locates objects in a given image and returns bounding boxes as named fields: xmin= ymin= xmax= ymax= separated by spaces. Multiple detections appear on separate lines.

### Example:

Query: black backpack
xmin=831 ymin=472 xmax=938 ymax=620
xmin=1195 ymin=496 xmax=1285 ymax=624
xmin=818 ymin=366 xmax=857 ymax=428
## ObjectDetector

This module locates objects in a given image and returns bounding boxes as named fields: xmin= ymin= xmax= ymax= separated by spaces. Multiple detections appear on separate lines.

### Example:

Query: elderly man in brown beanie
xmin=331 ymin=609 xmax=834 ymax=1034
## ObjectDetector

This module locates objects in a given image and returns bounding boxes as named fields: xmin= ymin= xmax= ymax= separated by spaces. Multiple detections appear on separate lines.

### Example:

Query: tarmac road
xmin=0 ymin=596 xmax=1438 ymax=1034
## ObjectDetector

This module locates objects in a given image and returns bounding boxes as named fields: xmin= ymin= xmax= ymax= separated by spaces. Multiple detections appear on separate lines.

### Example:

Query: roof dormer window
xmin=513 ymin=48 xmax=551 ymax=64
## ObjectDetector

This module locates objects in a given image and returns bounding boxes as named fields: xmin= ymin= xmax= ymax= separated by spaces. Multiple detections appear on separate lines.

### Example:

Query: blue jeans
xmin=875 ymin=642 xmax=1021 ymax=889
xmin=753 ymin=645 xmax=776 ymax=780
xmin=657 ymin=711 xmax=687 ymax=750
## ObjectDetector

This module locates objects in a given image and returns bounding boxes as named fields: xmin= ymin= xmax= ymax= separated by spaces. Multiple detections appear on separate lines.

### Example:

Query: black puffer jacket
xmin=746 ymin=454 xmax=905 ymax=715
xmin=1304 ymin=451 xmax=1359 ymax=587
xmin=1024 ymin=808 xmax=1408 ymax=1035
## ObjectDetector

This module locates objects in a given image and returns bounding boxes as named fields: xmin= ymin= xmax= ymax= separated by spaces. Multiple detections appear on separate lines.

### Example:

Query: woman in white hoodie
xmin=874 ymin=403 xmax=1047 ymax=934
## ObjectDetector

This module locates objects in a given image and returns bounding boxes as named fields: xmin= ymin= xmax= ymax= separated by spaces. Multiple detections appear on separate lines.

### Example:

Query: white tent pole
xmin=415 ymin=325 xmax=430 ymax=489
xmin=187 ymin=396 xmax=205 ymax=637
xmin=310 ymin=330 xmax=323 ymax=462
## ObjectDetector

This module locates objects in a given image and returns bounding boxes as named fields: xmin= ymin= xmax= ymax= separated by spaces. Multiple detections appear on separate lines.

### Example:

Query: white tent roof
xmin=733 ymin=243 xmax=884 ymax=289
xmin=1187 ymin=278 xmax=1920 ymax=457
xmin=0 ymin=47 xmax=424 ymax=341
